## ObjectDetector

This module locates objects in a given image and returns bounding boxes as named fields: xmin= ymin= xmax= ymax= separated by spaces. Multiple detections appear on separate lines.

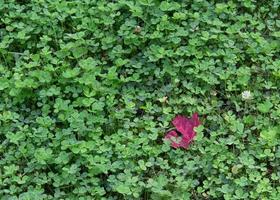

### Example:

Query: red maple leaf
xmin=165 ymin=113 xmax=200 ymax=149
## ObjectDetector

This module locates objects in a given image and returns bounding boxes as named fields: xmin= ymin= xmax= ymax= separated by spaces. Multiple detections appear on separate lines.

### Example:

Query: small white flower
xmin=241 ymin=90 xmax=252 ymax=100
xmin=134 ymin=25 xmax=141 ymax=33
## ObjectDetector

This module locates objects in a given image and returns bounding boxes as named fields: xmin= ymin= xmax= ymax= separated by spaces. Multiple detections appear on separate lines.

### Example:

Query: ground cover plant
xmin=0 ymin=0 xmax=280 ymax=199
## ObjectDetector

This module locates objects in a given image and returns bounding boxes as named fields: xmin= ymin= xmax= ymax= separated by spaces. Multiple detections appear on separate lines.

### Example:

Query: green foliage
xmin=0 ymin=0 xmax=280 ymax=199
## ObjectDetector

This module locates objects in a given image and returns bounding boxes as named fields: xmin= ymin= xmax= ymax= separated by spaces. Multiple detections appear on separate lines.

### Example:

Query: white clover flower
xmin=241 ymin=90 xmax=252 ymax=100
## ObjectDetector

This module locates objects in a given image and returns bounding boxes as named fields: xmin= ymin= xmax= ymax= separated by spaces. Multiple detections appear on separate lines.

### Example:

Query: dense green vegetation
xmin=0 ymin=0 xmax=279 ymax=199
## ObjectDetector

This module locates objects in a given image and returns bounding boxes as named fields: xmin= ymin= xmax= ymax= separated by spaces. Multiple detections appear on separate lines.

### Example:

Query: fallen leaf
xmin=164 ymin=113 xmax=201 ymax=149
